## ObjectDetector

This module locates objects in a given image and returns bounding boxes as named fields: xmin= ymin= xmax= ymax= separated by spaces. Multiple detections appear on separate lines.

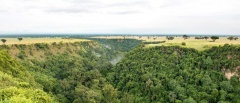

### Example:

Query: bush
xmin=182 ymin=42 xmax=186 ymax=46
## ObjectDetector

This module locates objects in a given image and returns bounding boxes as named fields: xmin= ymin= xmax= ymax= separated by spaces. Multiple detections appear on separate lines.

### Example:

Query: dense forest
xmin=0 ymin=39 xmax=240 ymax=103
xmin=108 ymin=44 xmax=240 ymax=103
xmin=0 ymin=39 xmax=141 ymax=103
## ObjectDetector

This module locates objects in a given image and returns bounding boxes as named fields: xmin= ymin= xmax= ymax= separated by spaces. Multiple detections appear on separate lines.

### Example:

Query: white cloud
xmin=0 ymin=0 xmax=240 ymax=34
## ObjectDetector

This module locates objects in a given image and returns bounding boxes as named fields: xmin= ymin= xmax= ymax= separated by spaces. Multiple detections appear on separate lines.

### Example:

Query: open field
xmin=92 ymin=36 xmax=240 ymax=51
xmin=0 ymin=37 xmax=90 ymax=45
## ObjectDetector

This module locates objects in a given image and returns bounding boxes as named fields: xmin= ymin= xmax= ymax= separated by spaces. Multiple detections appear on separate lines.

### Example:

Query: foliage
xmin=108 ymin=44 xmax=240 ymax=102
xmin=166 ymin=36 xmax=174 ymax=40
xmin=1 ymin=39 xmax=240 ymax=103
xmin=211 ymin=36 xmax=219 ymax=42
xmin=17 ymin=38 xmax=23 ymax=41
xmin=1 ymin=39 xmax=6 ymax=44
xmin=182 ymin=42 xmax=186 ymax=46
xmin=183 ymin=35 xmax=189 ymax=40
xmin=0 ymin=50 xmax=56 ymax=102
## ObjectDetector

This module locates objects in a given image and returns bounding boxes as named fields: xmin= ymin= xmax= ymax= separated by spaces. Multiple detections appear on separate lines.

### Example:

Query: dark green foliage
xmin=167 ymin=36 xmax=174 ymax=40
xmin=18 ymin=41 xmax=136 ymax=103
xmin=108 ymin=45 xmax=240 ymax=102
xmin=204 ymin=36 xmax=209 ymax=40
xmin=34 ymin=43 xmax=49 ymax=50
xmin=92 ymin=39 xmax=141 ymax=52
xmin=211 ymin=36 xmax=219 ymax=42
xmin=227 ymin=36 xmax=238 ymax=41
xmin=182 ymin=42 xmax=186 ymax=46
xmin=234 ymin=37 xmax=238 ymax=40
xmin=183 ymin=35 xmax=189 ymax=39
xmin=1 ymin=39 xmax=240 ymax=103
xmin=1 ymin=39 xmax=6 ymax=43
xmin=227 ymin=36 xmax=234 ymax=41
xmin=0 ymin=50 xmax=56 ymax=102
xmin=17 ymin=38 xmax=23 ymax=41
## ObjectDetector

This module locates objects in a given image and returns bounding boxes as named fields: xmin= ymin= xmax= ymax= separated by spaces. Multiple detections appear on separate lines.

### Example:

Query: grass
xmin=0 ymin=38 xmax=90 ymax=45
xmin=92 ymin=36 xmax=240 ymax=51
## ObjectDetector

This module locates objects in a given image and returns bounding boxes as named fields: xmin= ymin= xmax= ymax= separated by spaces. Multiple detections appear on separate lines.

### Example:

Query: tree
xmin=211 ymin=36 xmax=219 ymax=42
xmin=102 ymin=84 xmax=119 ymax=103
xmin=227 ymin=36 xmax=234 ymax=41
xmin=204 ymin=36 xmax=209 ymax=40
xmin=234 ymin=37 xmax=238 ymax=40
xmin=183 ymin=35 xmax=189 ymax=40
xmin=183 ymin=97 xmax=197 ymax=103
xmin=220 ymin=81 xmax=233 ymax=92
xmin=1 ymin=39 xmax=6 ymax=44
xmin=167 ymin=37 xmax=174 ymax=40
xmin=168 ymin=91 xmax=177 ymax=102
xmin=17 ymin=38 xmax=23 ymax=41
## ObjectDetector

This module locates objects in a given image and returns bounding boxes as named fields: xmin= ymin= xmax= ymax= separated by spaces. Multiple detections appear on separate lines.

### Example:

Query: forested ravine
xmin=0 ymin=40 xmax=240 ymax=103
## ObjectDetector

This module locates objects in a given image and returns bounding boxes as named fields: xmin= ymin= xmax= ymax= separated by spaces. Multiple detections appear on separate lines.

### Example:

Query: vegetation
xmin=0 ymin=37 xmax=240 ymax=103
xmin=0 ymin=50 xmax=57 ymax=102
xmin=0 ymin=39 xmax=141 ymax=103
xmin=228 ymin=36 xmax=239 ymax=41
xmin=18 ymin=38 xmax=23 ymax=41
xmin=204 ymin=36 xmax=209 ymax=40
xmin=227 ymin=36 xmax=234 ymax=41
xmin=181 ymin=42 xmax=186 ymax=46
xmin=211 ymin=36 xmax=219 ymax=42
xmin=166 ymin=36 xmax=174 ymax=40
xmin=1 ymin=39 xmax=6 ymax=44
xmin=108 ymin=44 xmax=240 ymax=102
xmin=183 ymin=35 xmax=189 ymax=40
xmin=234 ymin=37 xmax=238 ymax=40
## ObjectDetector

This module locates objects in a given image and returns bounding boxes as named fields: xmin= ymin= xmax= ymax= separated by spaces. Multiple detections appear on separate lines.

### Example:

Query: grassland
xmin=92 ymin=36 xmax=240 ymax=51
xmin=0 ymin=37 xmax=90 ymax=45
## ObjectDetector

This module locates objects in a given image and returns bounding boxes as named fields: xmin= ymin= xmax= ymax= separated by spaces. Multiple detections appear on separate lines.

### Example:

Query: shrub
xmin=182 ymin=42 xmax=186 ymax=46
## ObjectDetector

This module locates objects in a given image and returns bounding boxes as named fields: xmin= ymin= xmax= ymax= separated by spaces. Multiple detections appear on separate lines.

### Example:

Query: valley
xmin=0 ymin=35 xmax=240 ymax=103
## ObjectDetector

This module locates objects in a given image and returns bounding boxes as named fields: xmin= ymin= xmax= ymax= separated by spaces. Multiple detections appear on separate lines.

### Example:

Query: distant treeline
xmin=143 ymin=41 xmax=166 ymax=44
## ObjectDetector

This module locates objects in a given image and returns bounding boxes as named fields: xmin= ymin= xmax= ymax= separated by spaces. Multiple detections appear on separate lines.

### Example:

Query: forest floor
xmin=0 ymin=38 xmax=90 ymax=45
xmin=92 ymin=36 xmax=240 ymax=51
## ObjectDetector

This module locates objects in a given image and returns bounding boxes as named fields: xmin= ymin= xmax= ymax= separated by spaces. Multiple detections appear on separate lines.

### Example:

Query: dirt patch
xmin=227 ymin=55 xmax=232 ymax=59
xmin=224 ymin=66 xmax=240 ymax=80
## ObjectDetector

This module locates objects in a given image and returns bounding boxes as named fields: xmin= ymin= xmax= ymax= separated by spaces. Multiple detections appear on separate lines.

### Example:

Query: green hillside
xmin=0 ymin=50 xmax=56 ymax=103
xmin=0 ymin=39 xmax=240 ymax=103
xmin=108 ymin=44 xmax=240 ymax=103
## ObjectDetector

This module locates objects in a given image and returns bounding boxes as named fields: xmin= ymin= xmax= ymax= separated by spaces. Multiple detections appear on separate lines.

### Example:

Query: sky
xmin=0 ymin=0 xmax=240 ymax=35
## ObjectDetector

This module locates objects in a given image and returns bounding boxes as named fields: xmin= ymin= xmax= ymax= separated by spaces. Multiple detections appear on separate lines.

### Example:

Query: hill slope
xmin=107 ymin=44 xmax=240 ymax=103
xmin=0 ymin=50 xmax=57 ymax=103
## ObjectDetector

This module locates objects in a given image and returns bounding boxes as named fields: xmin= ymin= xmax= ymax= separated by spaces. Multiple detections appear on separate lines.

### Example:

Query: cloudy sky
xmin=0 ymin=0 xmax=240 ymax=35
